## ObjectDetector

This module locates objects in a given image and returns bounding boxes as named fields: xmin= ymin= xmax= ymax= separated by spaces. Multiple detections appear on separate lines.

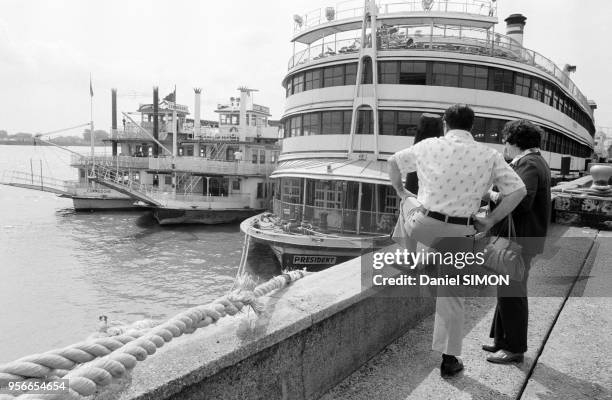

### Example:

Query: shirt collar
xmin=510 ymin=147 xmax=540 ymax=166
xmin=445 ymin=129 xmax=474 ymax=142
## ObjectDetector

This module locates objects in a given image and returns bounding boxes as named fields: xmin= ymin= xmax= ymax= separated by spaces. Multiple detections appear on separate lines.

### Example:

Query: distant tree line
xmin=0 ymin=129 xmax=109 ymax=146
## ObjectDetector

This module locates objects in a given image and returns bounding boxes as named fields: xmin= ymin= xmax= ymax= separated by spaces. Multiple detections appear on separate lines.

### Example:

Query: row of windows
xmin=284 ymin=61 xmax=595 ymax=136
xmin=282 ymin=110 xmax=591 ymax=158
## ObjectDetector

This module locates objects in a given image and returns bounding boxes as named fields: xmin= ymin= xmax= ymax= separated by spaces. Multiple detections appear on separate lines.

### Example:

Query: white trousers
xmin=405 ymin=211 xmax=476 ymax=356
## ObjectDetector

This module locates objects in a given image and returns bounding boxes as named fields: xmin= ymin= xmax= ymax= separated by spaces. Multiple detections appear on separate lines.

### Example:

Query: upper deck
xmin=287 ymin=0 xmax=592 ymax=118
xmin=292 ymin=0 xmax=496 ymax=44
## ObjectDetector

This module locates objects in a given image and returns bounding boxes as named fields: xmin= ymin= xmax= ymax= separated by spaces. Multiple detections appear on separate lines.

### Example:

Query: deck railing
xmin=293 ymin=0 xmax=494 ymax=34
xmin=149 ymin=157 xmax=276 ymax=176
xmin=71 ymin=155 xmax=276 ymax=176
xmin=70 ymin=155 xmax=151 ymax=169
xmin=272 ymin=198 xmax=397 ymax=235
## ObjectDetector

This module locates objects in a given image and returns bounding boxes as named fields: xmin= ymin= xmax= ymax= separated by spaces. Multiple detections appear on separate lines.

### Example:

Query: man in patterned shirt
xmin=388 ymin=104 xmax=527 ymax=377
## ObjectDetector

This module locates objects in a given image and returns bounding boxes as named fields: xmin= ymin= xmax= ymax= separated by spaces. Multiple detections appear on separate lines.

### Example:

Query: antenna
xmin=237 ymin=86 xmax=258 ymax=94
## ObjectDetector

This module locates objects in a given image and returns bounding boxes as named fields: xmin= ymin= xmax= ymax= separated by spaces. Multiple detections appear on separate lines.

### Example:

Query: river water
xmin=0 ymin=145 xmax=279 ymax=363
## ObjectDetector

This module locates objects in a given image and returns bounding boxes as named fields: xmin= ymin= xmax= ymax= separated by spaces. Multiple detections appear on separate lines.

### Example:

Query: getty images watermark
xmin=361 ymin=235 xmax=611 ymax=298
xmin=370 ymin=247 xmax=511 ymax=288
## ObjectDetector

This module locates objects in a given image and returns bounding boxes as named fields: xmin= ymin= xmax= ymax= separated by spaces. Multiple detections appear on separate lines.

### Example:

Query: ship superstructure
xmin=241 ymin=0 xmax=596 ymax=269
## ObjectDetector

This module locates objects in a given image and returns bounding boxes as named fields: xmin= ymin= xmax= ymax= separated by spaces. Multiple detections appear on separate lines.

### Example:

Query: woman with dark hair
xmin=404 ymin=113 xmax=444 ymax=193
xmin=483 ymin=119 xmax=551 ymax=364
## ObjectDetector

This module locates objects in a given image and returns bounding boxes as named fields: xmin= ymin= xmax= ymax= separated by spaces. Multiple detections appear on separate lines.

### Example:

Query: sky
xmin=1 ymin=0 xmax=611 ymax=136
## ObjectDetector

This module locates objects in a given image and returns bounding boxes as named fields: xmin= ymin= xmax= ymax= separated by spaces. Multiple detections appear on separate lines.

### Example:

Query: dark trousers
xmin=489 ymin=254 xmax=534 ymax=353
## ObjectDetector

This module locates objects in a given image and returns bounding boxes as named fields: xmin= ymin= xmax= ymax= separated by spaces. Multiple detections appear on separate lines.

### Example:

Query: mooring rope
xmin=230 ymin=233 xmax=251 ymax=293
xmin=0 ymin=270 xmax=308 ymax=399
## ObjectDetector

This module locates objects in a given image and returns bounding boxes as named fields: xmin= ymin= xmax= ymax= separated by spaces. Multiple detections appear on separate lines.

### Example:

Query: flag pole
xmin=90 ymin=75 xmax=95 ymax=161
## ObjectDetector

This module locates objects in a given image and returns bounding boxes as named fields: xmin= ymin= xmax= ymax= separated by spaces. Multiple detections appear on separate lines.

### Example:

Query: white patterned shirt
xmin=389 ymin=129 xmax=525 ymax=217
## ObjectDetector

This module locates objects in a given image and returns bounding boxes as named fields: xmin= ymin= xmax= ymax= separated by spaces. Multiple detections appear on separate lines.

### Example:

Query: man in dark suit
xmin=482 ymin=119 xmax=551 ymax=364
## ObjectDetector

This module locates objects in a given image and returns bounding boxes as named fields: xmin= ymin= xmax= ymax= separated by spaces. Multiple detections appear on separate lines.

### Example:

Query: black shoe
xmin=482 ymin=343 xmax=503 ymax=353
xmin=440 ymin=355 xmax=464 ymax=378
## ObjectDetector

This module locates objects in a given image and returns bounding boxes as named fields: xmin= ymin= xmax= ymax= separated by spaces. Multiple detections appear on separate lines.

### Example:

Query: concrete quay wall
xmin=102 ymin=253 xmax=434 ymax=400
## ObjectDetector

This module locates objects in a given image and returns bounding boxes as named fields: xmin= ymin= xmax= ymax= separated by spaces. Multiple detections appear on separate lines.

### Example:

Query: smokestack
xmin=194 ymin=88 xmax=201 ymax=136
xmin=504 ymin=14 xmax=526 ymax=46
xmin=111 ymin=88 xmax=117 ymax=156
xmin=153 ymin=86 xmax=159 ymax=157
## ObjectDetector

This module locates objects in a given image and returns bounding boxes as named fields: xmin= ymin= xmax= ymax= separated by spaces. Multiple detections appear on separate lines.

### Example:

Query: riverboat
xmin=241 ymin=0 xmax=597 ymax=269
xmin=92 ymin=87 xmax=281 ymax=224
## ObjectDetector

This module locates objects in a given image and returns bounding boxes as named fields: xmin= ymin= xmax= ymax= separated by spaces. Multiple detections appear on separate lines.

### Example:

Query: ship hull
xmin=71 ymin=197 xmax=139 ymax=211
xmin=240 ymin=215 xmax=391 ymax=271
xmin=153 ymin=208 xmax=264 ymax=225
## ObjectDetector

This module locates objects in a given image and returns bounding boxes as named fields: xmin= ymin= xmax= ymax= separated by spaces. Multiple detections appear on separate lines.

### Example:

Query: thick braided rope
xmin=3 ymin=270 xmax=307 ymax=399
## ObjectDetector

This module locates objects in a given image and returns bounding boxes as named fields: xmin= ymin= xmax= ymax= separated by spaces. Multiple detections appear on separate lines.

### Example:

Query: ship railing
xmin=70 ymin=154 xmax=151 ymax=169
xmin=288 ymin=29 xmax=592 ymax=116
xmin=148 ymin=157 xmax=276 ymax=176
xmin=289 ymin=37 xmax=361 ymax=69
xmin=272 ymin=198 xmax=397 ymax=235
xmin=136 ymin=187 xmax=252 ymax=208
xmin=293 ymin=0 xmax=494 ymax=34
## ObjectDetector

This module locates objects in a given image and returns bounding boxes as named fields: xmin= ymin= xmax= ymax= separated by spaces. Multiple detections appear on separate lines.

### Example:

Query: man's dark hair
xmin=502 ymin=119 xmax=542 ymax=150
xmin=443 ymin=104 xmax=474 ymax=131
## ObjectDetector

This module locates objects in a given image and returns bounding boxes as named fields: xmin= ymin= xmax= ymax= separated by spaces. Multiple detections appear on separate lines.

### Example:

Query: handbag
xmin=481 ymin=215 xmax=525 ymax=281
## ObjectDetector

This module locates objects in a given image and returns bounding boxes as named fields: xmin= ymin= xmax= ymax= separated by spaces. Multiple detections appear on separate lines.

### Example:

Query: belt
xmin=424 ymin=209 xmax=473 ymax=226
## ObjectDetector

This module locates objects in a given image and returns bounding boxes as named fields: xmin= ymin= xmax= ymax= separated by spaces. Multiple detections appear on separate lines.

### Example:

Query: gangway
xmin=89 ymin=164 xmax=162 ymax=207
xmin=0 ymin=170 xmax=75 ymax=197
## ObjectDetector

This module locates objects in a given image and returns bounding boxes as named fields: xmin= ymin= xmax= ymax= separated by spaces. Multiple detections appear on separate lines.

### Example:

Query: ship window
xmin=543 ymin=84 xmax=553 ymax=106
xmin=164 ymin=175 xmax=172 ymax=185
xmin=343 ymin=111 xmax=352 ymax=135
xmin=379 ymin=61 xmax=398 ymax=84
xmin=361 ymin=57 xmax=373 ymax=84
xmin=321 ymin=111 xmax=343 ymax=135
xmin=256 ymin=183 xmax=263 ymax=199
xmin=259 ymin=150 xmax=266 ymax=164
xmin=283 ymin=119 xmax=291 ymax=138
xmin=233 ymin=180 xmax=241 ymax=191
xmin=303 ymin=113 xmax=321 ymax=136
xmin=290 ymin=115 xmax=302 ymax=137
xmin=281 ymin=178 xmax=302 ymax=204
xmin=285 ymin=80 xmax=292 ymax=97
xmin=485 ymin=119 xmax=505 ymax=143
xmin=305 ymin=69 xmax=321 ymax=90
xmin=460 ymin=65 xmax=488 ymax=90
xmin=383 ymin=186 xmax=399 ymax=214
xmin=472 ymin=117 xmax=486 ymax=142
xmin=557 ymin=96 xmax=565 ymax=114
xmin=345 ymin=63 xmax=357 ymax=85
xmin=356 ymin=109 xmax=373 ymax=134
xmin=252 ymin=152 xmax=258 ymax=163
xmin=489 ymin=68 xmax=514 ymax=93
xmin=323 ymin=65 xmax=344 ymax=87
xmin=432 ymin=62 xmax=459 ymax=87
xmin=399 ymin=61 xmax=426 ymax=85
xmin=530 ymin=78 xmax=544 ymax=101
xmin=380 ymin=110 xmax=396 ymax=135
xmin=397 ymin=111 xmax=418 ymax=136
xmin=314 ymin=181 xmax=342 ymax=209
xmin=514 ymin=73 xmax=531 ymax=97
xmin=293 ymin=73 xmax=304 ymax=94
